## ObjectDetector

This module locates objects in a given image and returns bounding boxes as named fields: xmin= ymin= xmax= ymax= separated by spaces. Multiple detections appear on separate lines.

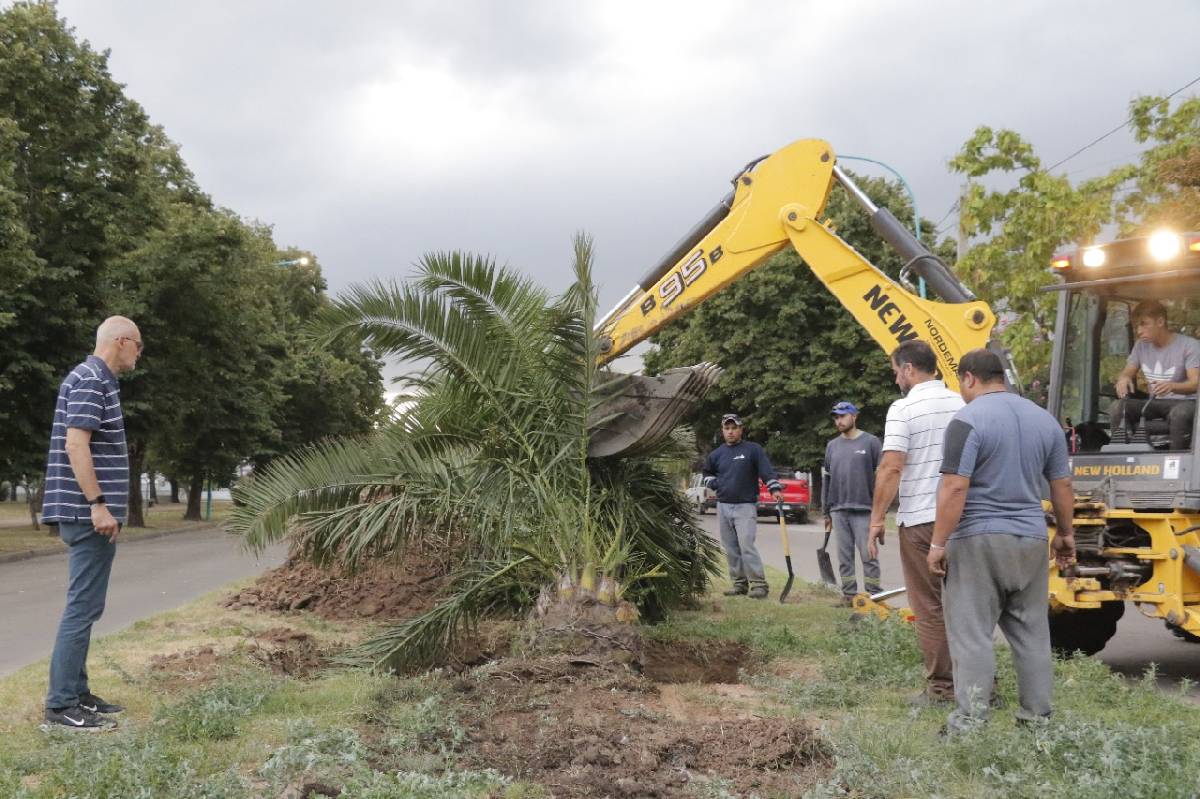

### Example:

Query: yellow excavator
xmin=591 ymin=137 xmax=1200 ymax=654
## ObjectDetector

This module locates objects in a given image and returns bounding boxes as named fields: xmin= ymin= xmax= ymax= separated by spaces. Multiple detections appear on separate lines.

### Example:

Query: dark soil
xmin=147 ymin=626 xmax=328 ymax=685
xmin=455 ymin=641 xmax=829 ymax=798
xmin=224 ymin=552 xmax=451 ymax=621
xmin=248 ymin=627 xmax=326 ymax=677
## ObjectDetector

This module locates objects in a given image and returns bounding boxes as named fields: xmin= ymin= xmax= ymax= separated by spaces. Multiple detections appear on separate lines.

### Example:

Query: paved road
xmin=0 ymin=526 xmax=287 ymax=677
xmin=697 ymin=511 xmax=1200 ymax=691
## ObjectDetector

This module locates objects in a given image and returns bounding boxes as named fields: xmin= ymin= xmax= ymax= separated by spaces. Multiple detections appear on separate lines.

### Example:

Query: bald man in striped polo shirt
xmin=41 ymin=316 xmax=142 ymax=730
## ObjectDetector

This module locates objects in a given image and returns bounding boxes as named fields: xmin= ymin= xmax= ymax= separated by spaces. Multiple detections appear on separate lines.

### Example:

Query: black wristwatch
xmin=88 ymin=494 xmax=107 ymax=506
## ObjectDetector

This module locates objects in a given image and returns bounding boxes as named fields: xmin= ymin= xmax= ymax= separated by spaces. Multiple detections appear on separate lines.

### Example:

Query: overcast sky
xmin=50 ymin=0 xmax=1200 ymax=358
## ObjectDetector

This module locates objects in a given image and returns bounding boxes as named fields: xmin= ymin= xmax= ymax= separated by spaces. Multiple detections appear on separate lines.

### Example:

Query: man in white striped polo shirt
xmin=868 ymin=340 xmax=963 ymax=704
xmin=42 ymin=316 xmax=142 ymax=730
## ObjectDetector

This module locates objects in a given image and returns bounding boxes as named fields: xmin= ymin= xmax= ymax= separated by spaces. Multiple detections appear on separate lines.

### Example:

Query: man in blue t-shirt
xmin=42 ymin=316 xmax=142 ymax=730
xmin=702 ymin=413 xmax=783 ymax=599
xmin=927 ymin=349 xmax=1076 ymax=732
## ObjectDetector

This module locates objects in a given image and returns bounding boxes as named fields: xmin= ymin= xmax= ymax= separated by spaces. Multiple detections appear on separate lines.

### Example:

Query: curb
xmin=0 ymin=522 xmax=224 ymax=565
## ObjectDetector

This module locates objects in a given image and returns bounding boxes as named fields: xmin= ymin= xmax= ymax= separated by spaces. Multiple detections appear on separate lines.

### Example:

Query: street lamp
xmin=275 ymin=256 xmax=310 ymax=267
xmin=837 ymin=155 xmax=925 ymax=298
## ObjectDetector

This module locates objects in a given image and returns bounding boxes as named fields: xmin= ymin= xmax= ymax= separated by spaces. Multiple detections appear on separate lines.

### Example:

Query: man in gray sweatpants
xmin=822 ymin=401 xmax=882 ymax=604
xmin=702 ymin=413 xmax=784 ymax=599
xmin=927 ymin=349 xmax=1076 ymax=731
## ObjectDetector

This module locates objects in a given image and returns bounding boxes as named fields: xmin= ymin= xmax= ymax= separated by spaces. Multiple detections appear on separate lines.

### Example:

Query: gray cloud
xmin=52 ymin=0 xmax=1200 ymax=318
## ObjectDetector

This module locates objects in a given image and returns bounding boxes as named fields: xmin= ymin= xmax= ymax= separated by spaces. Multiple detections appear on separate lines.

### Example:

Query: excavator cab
xmin=1044 ymin=232 xmax=1200 ymax=653
xmin=1047 ymin=232 xmax=1200 ymax=509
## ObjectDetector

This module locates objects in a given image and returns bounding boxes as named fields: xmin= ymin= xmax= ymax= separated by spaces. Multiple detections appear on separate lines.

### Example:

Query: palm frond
xmin=337 ymin=557 xmax=537 ymax=672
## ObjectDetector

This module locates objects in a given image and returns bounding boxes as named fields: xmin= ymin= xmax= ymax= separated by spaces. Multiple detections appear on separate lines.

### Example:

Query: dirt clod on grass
xmin=147 ymin=626 xmax=328 ymax=686
xmin=455 ymin=642 xmax=828 ymax=798
xmin=224 ymin=552 xmax=451 ymax=621
xmin=248 ymin=627 xmax=325 ymax=677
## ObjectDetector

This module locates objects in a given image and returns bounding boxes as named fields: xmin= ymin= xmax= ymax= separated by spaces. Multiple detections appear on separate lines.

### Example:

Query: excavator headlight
xmin=1050 ymin=255 xmax=1071 ymax=270
xmin=1081 ymin=247 xmax=1106 ymax=268
xmin=1149 ymin=230 xmax=1182 ymax=262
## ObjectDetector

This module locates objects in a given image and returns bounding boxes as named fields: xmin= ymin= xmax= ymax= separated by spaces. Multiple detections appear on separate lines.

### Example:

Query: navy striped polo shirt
xmin=42 ymin=356 xmax=129 ymax=523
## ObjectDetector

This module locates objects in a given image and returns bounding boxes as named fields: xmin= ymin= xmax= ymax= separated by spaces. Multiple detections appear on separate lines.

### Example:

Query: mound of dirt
xmin=224 ymin=553 xmax=451 ymax=621
xmin=456 ymin=644 xmax=829 ymax=798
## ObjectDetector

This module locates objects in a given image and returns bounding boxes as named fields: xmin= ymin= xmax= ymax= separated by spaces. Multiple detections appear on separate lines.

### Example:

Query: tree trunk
xmin=169 ymin=477 xmax=180 ymax=504
xmin=26 ymin=477 xmax=43 ymax=532
xmin=126 ymin=443 xmax=146 ymax=528
xmin=145 ymin=465 xmax=158 ymax=507
xmin=184 ymin=474 xmax=203 ymax=521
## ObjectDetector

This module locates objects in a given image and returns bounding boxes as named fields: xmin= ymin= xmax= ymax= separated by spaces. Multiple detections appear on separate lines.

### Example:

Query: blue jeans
xmin=46 ymin=521 xmax=117 ymax=710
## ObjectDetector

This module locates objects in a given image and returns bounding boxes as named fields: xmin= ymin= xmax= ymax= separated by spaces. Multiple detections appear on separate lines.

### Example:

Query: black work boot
xmin=722 ymin=584 xmax=749 ymax=597
xmin=748 ymin=585 xmax=769 ymax=600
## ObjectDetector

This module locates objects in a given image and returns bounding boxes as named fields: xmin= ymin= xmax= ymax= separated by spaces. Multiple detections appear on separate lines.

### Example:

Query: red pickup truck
xmin=757 ymin=469 xmax=810 ymax=523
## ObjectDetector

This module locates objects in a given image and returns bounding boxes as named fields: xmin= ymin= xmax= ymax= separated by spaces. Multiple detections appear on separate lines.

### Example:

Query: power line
xmin=1042 ymin=73 xmax=1200 ymax=173
xmin=933 ymin=198 xmax=960 ymax=234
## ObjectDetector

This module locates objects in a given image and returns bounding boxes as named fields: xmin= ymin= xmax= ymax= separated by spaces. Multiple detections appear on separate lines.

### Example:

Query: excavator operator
xmin=1112 ymin=300 xmax=1200 ymax=450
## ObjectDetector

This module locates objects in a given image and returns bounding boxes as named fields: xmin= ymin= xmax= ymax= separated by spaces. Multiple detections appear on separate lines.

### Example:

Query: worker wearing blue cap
xmin=823 ymin=400 xmax=882 ymax=605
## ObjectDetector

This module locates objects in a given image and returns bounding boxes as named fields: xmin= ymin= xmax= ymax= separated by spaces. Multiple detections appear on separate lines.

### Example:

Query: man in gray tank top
xmin=927 ymin=349 xmax=1076 ymax=733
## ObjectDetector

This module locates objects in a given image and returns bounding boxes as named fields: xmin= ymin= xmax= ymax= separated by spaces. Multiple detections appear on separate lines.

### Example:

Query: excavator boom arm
xmin=595 ymin=139 xmax=1003 ymax=392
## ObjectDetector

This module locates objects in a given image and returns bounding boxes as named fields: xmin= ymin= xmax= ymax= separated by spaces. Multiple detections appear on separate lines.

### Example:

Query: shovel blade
xmin=817 ymin=548 xmax=837 ymax=587
xmin=779 ymin=555 xmax=795 ymax=603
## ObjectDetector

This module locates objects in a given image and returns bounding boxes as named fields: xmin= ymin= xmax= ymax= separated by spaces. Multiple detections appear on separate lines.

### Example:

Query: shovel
xmin=776 ymin=502 xmax=795 ymax=603
xmin=816 ymin=521 xmax=837 ymax=588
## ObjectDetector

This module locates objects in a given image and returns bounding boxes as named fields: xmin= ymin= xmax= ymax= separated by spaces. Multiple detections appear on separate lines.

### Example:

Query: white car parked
xmin=685 ymin=473 xmax=717 ymax=514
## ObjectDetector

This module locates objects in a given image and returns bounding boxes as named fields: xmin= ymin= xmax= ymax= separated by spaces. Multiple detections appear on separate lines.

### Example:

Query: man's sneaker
xmin=748 ymin=585 xmax=769 ymax=600
xmin=43 ymin=705 xmax=116 ymax=730
xmin=80 ymin=692 xmax=124 ymax=714
xmin=722 ymin=586 xmax=748 ymax=597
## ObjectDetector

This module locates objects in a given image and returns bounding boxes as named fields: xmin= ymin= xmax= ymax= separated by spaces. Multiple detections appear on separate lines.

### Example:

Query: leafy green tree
xmin=949 ymin=129 xmax=1132 ymax=386
xmin=251 ymin=255 xmax=387 ymax=470
xmin=949 ymin=93 xmax=1200 ymax=386
xmin=0 ymin=2 xmax=199 ymax=494
xmin=113 ymin=204 xmax=284 ymax=521
xmin=230 ymin=240 xmax=718 ymax=670
xmin=1119 ymin=94 xmax=1200 ymax=232
xmin=643 ymin=174 xmax=948 ymax=476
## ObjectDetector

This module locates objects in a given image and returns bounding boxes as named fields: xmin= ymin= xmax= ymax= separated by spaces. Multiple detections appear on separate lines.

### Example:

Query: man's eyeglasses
xmin=118 ymin=336 xmax=144 ymax=353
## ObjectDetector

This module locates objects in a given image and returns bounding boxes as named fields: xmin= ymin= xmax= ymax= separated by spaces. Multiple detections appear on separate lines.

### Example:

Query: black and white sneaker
xmin=43 ymin=704 xmax=116 ymax=730
xmin=79 ymin=692 xmax=124 ymax=714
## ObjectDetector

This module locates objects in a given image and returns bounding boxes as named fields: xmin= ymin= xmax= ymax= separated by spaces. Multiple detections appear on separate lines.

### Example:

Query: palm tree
xmin=229 ymin=235 xmax=719 ymax=670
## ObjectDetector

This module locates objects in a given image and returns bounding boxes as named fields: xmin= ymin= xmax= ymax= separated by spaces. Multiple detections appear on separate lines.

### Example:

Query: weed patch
xmin=157 ymin=670 xmax=276 ymax=741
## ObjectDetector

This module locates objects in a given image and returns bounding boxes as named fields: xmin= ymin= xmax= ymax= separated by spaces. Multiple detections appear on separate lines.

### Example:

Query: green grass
xmin=2 ymin=569 xmax=1199 ymax=797
xmin=0 ymin=501 xmax=234 ymax=555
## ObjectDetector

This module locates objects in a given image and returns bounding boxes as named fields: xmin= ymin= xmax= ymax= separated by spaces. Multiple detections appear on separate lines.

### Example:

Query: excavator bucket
xmin=587 ymin=363 xmax=722 ymax=458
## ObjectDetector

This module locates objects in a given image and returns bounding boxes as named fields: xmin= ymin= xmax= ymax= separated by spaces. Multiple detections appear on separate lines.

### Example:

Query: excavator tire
xmin=1049 ymin=602 xmax=1125 ymax=657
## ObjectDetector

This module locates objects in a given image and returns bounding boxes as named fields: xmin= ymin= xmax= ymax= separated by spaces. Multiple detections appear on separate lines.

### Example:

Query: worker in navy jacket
xmin=702 ymin=413 xmax=783 ymax=599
